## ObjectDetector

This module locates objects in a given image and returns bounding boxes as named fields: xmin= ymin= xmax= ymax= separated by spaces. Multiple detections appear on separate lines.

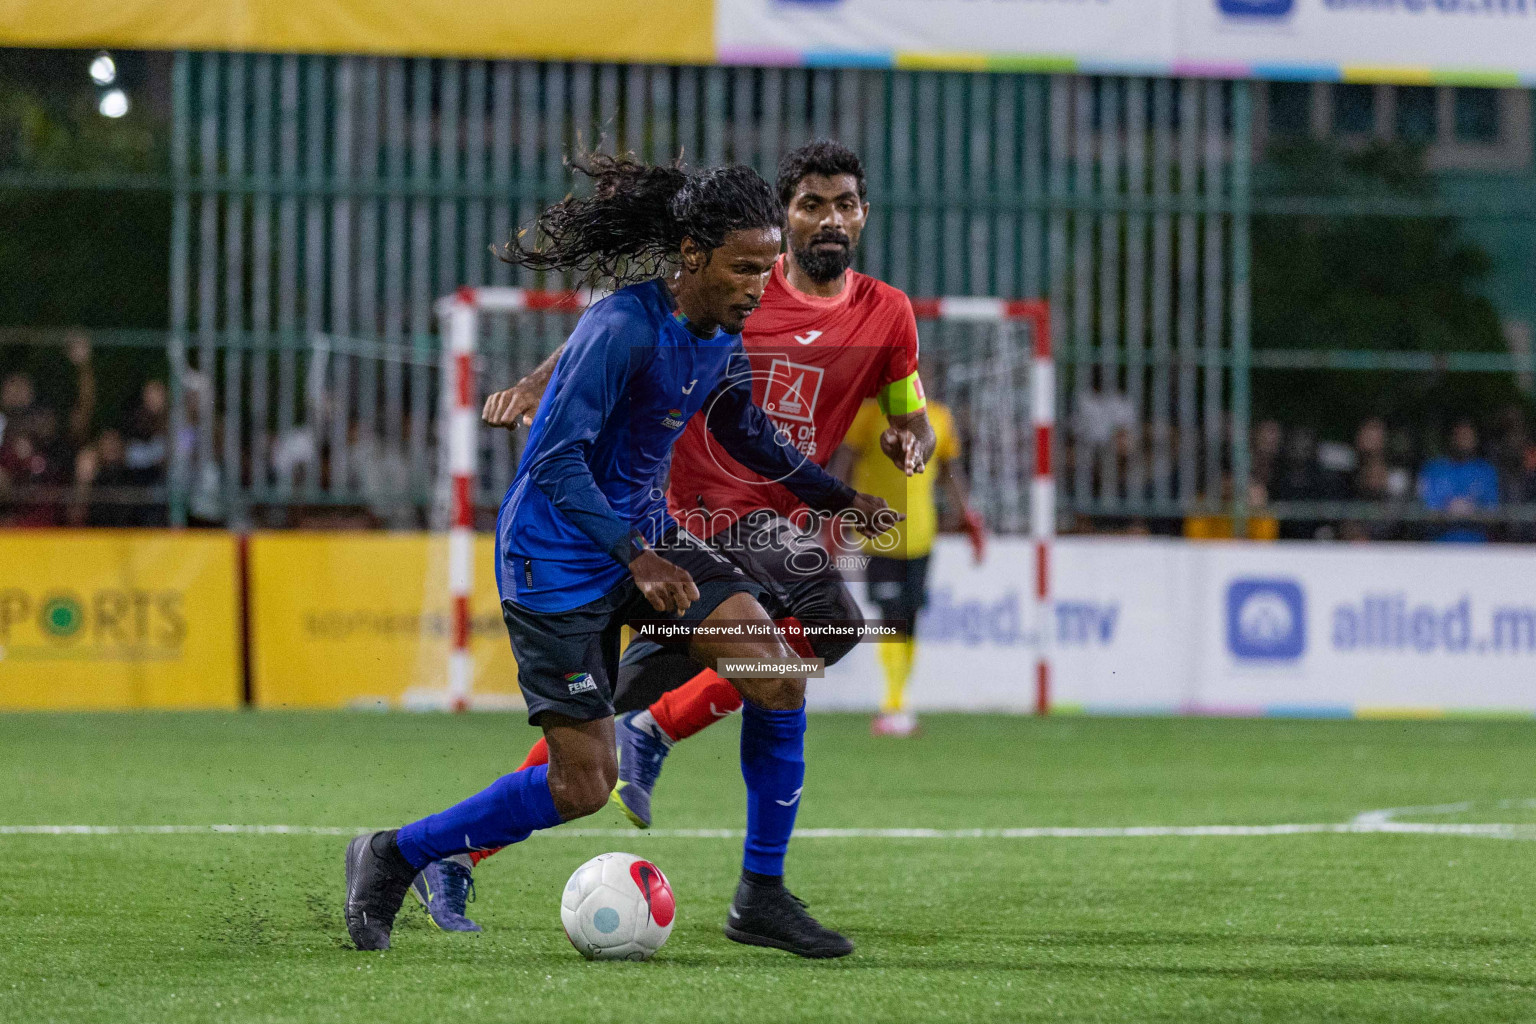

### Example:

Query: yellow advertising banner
xmin=249 ymin=532 xmax=521 ymax=710
xmin=0 ymin=0 xmax=714 ymax=64
xmin=0 ymin=530 xmax=241 ymax=710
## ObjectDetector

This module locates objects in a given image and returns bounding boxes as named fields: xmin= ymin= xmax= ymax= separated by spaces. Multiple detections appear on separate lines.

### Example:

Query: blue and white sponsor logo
xmin=1227 ymin=578 xmax=1306 ymax=660
xmin=1217 ymin=0 xmax=1296 ymax=17
xmin=919 ymin=588 xmax=1119 ymax=648
xmin=1320 ymin=0 xmax=1533 ymax=16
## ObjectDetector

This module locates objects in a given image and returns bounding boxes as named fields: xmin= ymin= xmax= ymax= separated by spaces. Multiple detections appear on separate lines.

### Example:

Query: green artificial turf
xmin=1 ymin=712 xmax=1533 ymax=1022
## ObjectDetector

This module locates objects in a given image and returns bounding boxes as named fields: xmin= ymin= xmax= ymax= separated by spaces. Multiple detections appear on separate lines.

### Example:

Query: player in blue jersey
xmin=343 ymin=157 xmax=896 ymax=958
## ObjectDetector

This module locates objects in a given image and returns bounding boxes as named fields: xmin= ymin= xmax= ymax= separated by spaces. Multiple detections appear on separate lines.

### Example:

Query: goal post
xmin=434 ymin=287 xmax=1053 ymax=716
xmin=910 ymin=298 xmax=1054 ymax=717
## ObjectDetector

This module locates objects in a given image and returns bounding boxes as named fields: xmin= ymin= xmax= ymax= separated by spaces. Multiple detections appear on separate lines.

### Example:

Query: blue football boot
xmin=409 ymin=855 xmax=481 ymax=932
xmin=609 ymin=709 xmax=674 ymax=829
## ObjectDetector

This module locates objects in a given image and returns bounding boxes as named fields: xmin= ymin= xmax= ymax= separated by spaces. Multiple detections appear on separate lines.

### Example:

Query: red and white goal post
xmin=437 ymin=287 xmax=1053 ymax=715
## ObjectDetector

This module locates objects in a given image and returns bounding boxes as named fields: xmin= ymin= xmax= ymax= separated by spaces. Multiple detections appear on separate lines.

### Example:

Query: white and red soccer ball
xmin=560 ymin=852 xmax=676 ymax=961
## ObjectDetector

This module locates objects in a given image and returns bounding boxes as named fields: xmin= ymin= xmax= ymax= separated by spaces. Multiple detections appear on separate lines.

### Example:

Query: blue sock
xmin=394 ymin=763 xmax=563 ymax=870
xmin=739 ymin=700 xmax=806 ymax=877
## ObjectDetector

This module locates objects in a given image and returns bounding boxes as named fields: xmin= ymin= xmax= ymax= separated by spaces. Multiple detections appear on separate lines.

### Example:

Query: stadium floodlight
xmin=89 ymin=52 xmax=116 ymax=86
xmin=98 ymin=89 xmax=129 ymax=118
xmin=432 ymin=287 xmax=1053 ymax=716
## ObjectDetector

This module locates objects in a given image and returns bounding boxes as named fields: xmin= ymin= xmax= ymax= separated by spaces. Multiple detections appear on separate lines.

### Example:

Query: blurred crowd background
xmin=6 ymin=329 xmax=1535 ymax=542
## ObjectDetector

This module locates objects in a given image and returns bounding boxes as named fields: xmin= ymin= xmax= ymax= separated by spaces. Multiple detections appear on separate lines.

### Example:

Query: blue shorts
xmin=502 ymin=529 xmax=765 ymax=725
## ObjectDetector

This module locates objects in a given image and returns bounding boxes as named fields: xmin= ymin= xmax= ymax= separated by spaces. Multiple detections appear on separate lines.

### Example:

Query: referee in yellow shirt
xmin=836 ymin=392 xmax=985 ymax=736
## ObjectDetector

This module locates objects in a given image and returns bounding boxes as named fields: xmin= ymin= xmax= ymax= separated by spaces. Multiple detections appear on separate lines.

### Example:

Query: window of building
xmin=1394 ymin=86 xmax=1436 ymax=143
xmin=1332 ymin=84 xmax=1375 ymax=135
xmin=1251 ymin=82 xmax=1528 ymax=173
xmin=1453 ymin=88 xmax=1499 ymax=143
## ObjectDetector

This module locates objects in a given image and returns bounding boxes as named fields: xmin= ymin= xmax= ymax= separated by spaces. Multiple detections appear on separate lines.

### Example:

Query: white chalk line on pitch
xmin=1352 ymin=798 xmax=1536 ymax=825
xmin=4 ymin=822 xmax=1536 ymax=839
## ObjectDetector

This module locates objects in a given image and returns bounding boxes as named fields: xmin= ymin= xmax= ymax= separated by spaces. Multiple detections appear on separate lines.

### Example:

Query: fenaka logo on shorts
xmin=1226 ymin=578 xmax=1306 ymax=661
xmin=565 ymin=671 xmax=598 ymax=694
xmin=763 ymin=358 xmax=825 ymax=426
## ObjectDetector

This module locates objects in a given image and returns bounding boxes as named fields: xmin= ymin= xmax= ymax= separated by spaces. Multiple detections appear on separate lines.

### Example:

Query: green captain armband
xmin=876 ymin=371 xmax=927 ymax=417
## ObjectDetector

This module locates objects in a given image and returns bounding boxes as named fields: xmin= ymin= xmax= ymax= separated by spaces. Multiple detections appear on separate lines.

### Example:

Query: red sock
xmin=650 ymin=669 xmax=743 ymax=741
xmin=466 ymin=737 xmax=551 ymax=865
xmin=519 ymin=736 xmax=550 ymax=770
xmin=776 ymin=616 xmax=817 ymax=659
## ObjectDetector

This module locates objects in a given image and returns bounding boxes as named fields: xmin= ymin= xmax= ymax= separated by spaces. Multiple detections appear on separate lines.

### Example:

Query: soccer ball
xmin=560 ymin=852 xmax=676 ymax=961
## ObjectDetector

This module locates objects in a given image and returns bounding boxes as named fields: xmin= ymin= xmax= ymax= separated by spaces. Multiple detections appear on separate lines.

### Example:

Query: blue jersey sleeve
xmin=525 ymin=301 xmax=651 ymax=565
xmin=704 ymin=348 xmax=857 ymax=512
xmin=1417 ymin=462 xmax=1449 ymax=510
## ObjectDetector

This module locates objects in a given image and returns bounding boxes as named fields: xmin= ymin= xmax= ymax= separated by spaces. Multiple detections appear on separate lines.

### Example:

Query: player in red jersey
xmin=409 ymin=141 xmax=935 ymax=934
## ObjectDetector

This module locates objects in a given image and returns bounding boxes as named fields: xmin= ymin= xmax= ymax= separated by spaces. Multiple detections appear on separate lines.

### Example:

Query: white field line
xmin=1352 ymin=798 xmax=1536 ymax=824
xmin=4 ymin=822 xmax=1536 ymax=840
xmin=1352 ymin=802 xmax=1476 ymax=824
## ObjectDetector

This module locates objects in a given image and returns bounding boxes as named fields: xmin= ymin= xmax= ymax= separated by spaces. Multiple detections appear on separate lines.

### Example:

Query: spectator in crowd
xmin=1418 ymin=418 xmax=1499 ymax=542
xmin=1352 ymin=416 xmax=1412 ymax=500
xmin=111 ymin=379 xmax=173 ymax=526
xmin=59 ymin=364 xmax=177 ymax=528
xmin=62 ymin=331 xmax=96 ymax=448
xmin=1267 ymin=425 xmax=1319 ymax=503
xmin=122 ymin=379 xmax=169 ymax=489
xmin=1267 ymin=425 xmax=1331 ymax=538
xmin=0 ymin=335 xmax=96 ymax=525
xmin=1516 ymin=437 xmax=1536 ymax=543
xmin=1330 ymin=416 xmax=1411 ymax=542
xmin=1250 ymin=419 xmax=1283 ymax=498
xmin=0 ymin=407 xmax=63 ymax=525
xmin=73 ymin=428 xmax=162 ymax=527
xmin=1488 ymin=404 xmax=1531 ymax=505
xmin=1339 ymin=456 xmax=1403 ymax=542
xmin=1314 ymin=433 xmax=1356 ymax=497
xmin=1 ymin=369 xmax=38 ymax=438
xmin=1074 ymin=366 xmax=1135 ymax=460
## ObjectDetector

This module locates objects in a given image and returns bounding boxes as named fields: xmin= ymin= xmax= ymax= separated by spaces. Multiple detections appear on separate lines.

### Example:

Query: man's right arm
xmin=516 ymin=314 xmax=698 ymax=614
xmin=519 ymin=317 xmax=639 ymax=566
xmin=483 ymin=344 xmax=567 ymax=428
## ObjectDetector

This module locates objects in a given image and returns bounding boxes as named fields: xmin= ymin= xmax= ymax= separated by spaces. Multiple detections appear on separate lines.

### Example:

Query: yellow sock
xmin=879 ymin=636 xmax=913 ymax=714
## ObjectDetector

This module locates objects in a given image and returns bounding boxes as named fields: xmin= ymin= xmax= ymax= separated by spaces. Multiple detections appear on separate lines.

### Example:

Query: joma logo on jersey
xmin=763 ymin=358 xmax=825 ymax=426
xmin=565 ymin=672 xmax=598 ymax=694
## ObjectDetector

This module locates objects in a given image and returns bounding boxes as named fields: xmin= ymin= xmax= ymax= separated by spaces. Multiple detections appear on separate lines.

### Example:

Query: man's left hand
xmin=879 ymin=427 xmax=925 ymax=476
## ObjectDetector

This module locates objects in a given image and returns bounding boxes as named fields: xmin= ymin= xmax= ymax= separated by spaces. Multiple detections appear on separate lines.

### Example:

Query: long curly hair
xmin=499 ymin=154 xmax=783 ymax=287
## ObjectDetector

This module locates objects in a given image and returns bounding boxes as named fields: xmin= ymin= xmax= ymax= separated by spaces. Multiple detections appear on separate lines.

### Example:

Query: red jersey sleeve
xmin=873 ymin=290 xmax=924 ymax=416
xmin=878 ymin=292 xmax=921 ymax=388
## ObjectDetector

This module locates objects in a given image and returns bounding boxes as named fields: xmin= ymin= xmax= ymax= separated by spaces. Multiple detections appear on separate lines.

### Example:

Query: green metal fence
xmin=155 ymin=52 xmax=1252 ymax=530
